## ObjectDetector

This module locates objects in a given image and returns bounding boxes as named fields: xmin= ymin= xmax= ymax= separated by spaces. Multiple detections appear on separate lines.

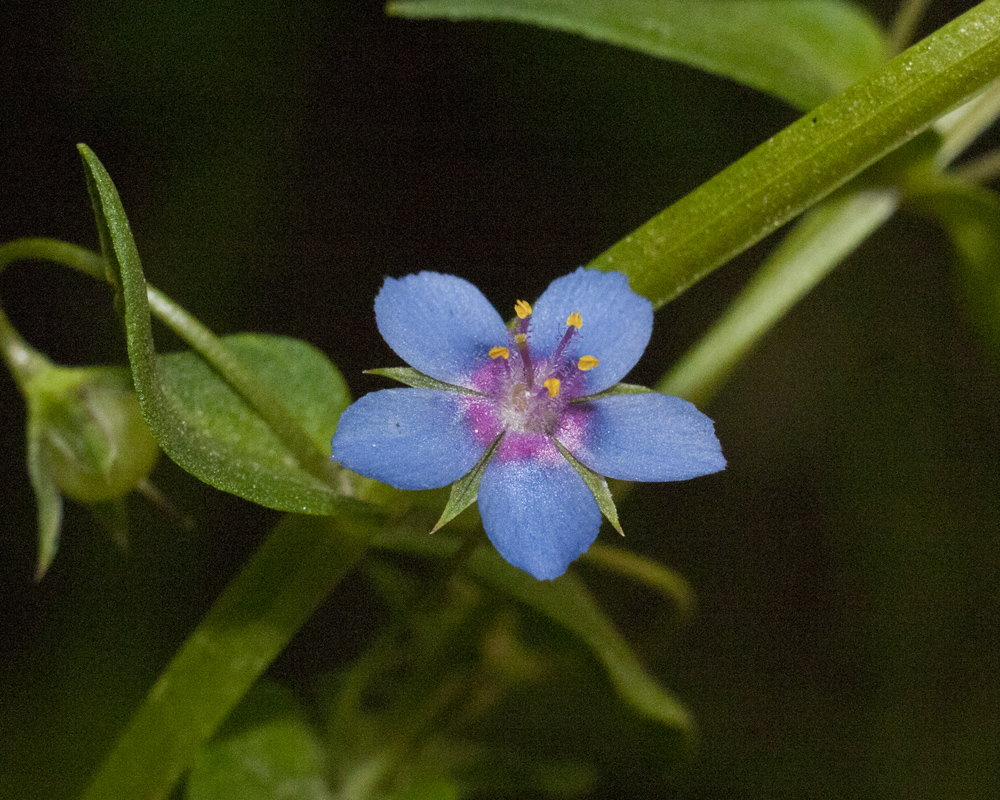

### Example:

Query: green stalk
xmin=590 ymin=0 xmax=1000 ymax=308
xmin=80 ymin=514 xmax=371 ymax=800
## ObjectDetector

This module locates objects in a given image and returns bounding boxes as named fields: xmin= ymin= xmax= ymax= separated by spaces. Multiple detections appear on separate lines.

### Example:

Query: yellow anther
xmin=577 ymin=355 xmax=599 ymax=371
xmin=489 ymin=346 xmax=510 ymax=360
xmin=566 ymin=312 xmax=583 ymax=329
xmin=515 ymin=299 xmax=532 ymax=319
xmin=544 ymin=378 xmax=561 ymax=398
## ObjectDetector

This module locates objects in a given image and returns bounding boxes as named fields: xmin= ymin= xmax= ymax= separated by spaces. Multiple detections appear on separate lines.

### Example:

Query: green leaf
xmin=157 ymin=332 xmax=353 ymax=510
xmin=388 ymin=0 xmax=887 ymax=111
xmin=77 ymin=144 xmax=364 ymax=516
xmin=468 ymin=546 xmax=692 ymax=736
xmin=909 ymin=178 xmax=1000 ymax=357
xmin=189 ymin=717 xmax=331 ymax=800
xmin=552 ymin=438 xmax=623 ymax=535
xmin=585 ymin=1 xmax=1000 ymax=308
xmin=431 ymin=433 xmax=503 ymax=532
xmin=366 ymin=366 xmax=482 ymax=395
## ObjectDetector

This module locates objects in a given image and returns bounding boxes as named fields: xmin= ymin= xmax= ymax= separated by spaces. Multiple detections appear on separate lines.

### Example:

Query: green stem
xmin=0 ymin=237 xmax=107 ymax=282
xmin=145 ymin=285 xmax=341 ymax=486
xmin=80 ymin=514 xmax=371 ymax=800
xmin=657 ymin=188 xmax=898 ymax=406
xmin=590 ymin=0 xmax=1000 ymax=308
xmin=0 ymin=306 xmax=52 ymax=392
xmin=0 ymin=237 xmax=340 ymax=490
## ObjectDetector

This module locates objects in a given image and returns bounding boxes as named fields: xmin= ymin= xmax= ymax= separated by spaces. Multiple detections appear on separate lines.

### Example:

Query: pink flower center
xmin=464 ymin=301 xmax=599 ymax=462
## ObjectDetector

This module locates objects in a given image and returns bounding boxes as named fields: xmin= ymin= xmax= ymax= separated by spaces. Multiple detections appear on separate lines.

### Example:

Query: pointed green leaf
xmin=157 ymin=332 xmax=353 ymax=490
xmin=552 ymin=437 xmax=623 ymax=535
xmin=388 ymin=0 xmax=888 ymax=111
xmin=431 ymin=434 xmax=503 ymax=532
xmin=366 ymin=366 xmax=482 ymax=395
xmin=910 ymin=179 xmax=1000 ymax=357
xmin=469 ymin=546 xmax=692 ymax=735
xmin=77 ymin=144 xmax=368 ymax=517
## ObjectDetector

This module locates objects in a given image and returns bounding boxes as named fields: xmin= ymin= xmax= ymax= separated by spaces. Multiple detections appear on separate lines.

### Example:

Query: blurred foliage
xmin=3 ymin=1 xmax=1000 ymax=799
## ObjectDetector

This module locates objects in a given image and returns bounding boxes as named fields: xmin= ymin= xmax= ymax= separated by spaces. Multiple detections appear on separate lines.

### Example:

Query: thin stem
xmin=657 ymin=188 xmax=898 ymax=407
xmin=953 ymin=145 xmax=1000 ymax=183
xmin=889 ymin=0 xmax=933 ymax=56
xmin=0 ymin=237 xmax=342 ymax=491
xmin=0 ymin=306 xmax=52 ymax=392
xmin=145 ymin=285 xmax=341 ymax=487
xmin=0 ymin=237 xmax=106 ymax=281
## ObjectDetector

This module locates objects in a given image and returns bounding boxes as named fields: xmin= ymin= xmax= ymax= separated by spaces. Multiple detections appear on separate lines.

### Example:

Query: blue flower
xmin=331 ymin=268 xmax=725 ymax=580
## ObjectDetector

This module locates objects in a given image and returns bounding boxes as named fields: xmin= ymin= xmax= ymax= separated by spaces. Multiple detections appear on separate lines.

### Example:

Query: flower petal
xmin=568 ymin=393 xmax=725 ymax=481
xmin=529 ymin=268 xmax=653 ymax=394
xmin=478 ymin=454 xmax=601 ymax=580
xmin=375 ymin=272 xmax=509 ymax=388
xmin=331 ymin=388 xmax=485 ymax=489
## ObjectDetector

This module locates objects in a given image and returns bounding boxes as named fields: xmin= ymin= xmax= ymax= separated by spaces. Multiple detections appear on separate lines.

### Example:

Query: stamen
xmin=544 ymin=378 xmax=561 ymax=398
xmin=515 ymin=300 xmax=532 ymax=319
xmin=577 ymin=355 xmax=599 ymax=371
xmin=489 ymin=346 xmax=510 ymax=360
xmin=549 ymin=317 xmax=580 ymax=363
xmin=514 ymin=332 xmax=534 ymax=387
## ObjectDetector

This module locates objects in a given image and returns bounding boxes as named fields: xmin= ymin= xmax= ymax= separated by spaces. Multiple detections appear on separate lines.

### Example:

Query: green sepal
xmin=431 ymin=433 xmax=504 ymax=532
xmin=27 ymin=414 xmax=64 ymax=581
xmin=552 ymin=438 xmax=623 ymax=536
xmin=572 ymin=382 xmax=653 ymax=403
xmin=365 ymin=366 xmax=483 ymax=395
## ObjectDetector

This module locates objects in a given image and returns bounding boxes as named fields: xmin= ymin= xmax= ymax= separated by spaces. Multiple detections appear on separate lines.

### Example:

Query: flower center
xmin=484 ymin=300 xmax=599 ymax=435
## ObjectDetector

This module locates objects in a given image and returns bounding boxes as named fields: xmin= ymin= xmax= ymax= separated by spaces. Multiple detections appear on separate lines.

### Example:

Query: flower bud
xmin=27 ymin=365 xmax=158 ymax=503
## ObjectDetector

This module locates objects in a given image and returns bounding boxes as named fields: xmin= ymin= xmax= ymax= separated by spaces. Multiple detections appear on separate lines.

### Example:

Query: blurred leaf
xmin=468 ymin=546 xmax=692 ymax=736
xmin=382 ymin=777 xmax=460 ymax=800
xmin=658 ymin=186 xmax=899 ymax=405
xmin=77 ymin=144 xmax=363 ymax=516
xmin=388 ymin=0 xmax=887 ymax=110
xmin=909 ymin=178 xmax=1000 ymax=356
xmin=583 ymin=1 xmax=1000 ymax=308
xmin=81 ymin=513 xmax=372 ymax=800
xmin=189 ymin=717 xmax=331 ymax=800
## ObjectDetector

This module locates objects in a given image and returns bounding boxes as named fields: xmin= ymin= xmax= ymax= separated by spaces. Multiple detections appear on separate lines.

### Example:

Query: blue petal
xmin=529 ymin=268 xmax=653 ymax=394
xmin=331 ymin=389 xmax=484 ymax=489
xmin=568 ymin=393 xmax=725 ymax=481
xmin=375 ymin=272 xmax=509 ymax=388
xmin=478 ymin=455 xmax=601 ymax=580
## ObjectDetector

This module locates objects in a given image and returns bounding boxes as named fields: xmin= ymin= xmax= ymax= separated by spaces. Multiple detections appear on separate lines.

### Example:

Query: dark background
xmin=2 ymin=1 xmax=998 ymax=798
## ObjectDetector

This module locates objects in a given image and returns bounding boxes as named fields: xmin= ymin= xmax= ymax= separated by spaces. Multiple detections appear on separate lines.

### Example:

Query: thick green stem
xmin=590 ymin=0 xmax=1000 ymax=308
xmin=80 ymin=514 xmax=371 ymax=800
